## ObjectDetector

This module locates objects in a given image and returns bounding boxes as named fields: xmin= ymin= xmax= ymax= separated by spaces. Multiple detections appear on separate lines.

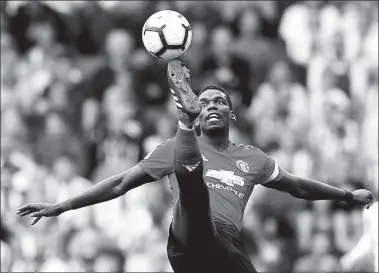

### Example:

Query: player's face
xmin=198 ymin=89 xmax=234 ymax=133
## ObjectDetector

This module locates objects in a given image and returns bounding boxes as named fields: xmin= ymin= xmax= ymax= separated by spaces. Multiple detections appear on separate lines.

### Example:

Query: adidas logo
xmin=183 ymin=161 xmax=201 ymax=172
xmin=170 ymin=88 xmax=183 ymax=109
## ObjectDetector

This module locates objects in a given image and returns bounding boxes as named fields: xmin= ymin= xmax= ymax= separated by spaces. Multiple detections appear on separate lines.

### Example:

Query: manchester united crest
xmin=236 ymin=160 xmax=249 ymax=173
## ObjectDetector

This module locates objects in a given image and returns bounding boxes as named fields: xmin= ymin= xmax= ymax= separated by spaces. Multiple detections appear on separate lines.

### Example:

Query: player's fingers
xmin=18 ymin=210 xmax=33 ymax=217
xmin=16 ymin=204 xmax=32 ymax=213
xmin=17 ymin=207 xmax=40 ymax=216
xmin=31 ymin=216 xmax=42 ymax=225
xmin=31 ymin=211 xmax=45 ymax=218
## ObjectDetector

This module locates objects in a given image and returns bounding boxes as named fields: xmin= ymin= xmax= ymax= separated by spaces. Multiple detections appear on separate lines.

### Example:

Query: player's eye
xmin=201 ymin=101 xmax=207 ymax=107
xmin=218 ymin=100 xmax=226 ymax=105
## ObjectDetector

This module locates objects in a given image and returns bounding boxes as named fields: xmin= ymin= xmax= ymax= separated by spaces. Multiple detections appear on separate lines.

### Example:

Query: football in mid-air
xmin=142 ymin=10 xmax=192 ymax=60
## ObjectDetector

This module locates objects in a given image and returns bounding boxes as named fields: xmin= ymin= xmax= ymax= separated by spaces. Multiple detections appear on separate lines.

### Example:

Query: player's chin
xmin=205 ymin=120 xmax=225 ymax=129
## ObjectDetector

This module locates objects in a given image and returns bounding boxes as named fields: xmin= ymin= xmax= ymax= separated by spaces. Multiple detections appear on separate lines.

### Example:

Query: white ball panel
xmin=160 ymin=49 xmax=184 ymax=60
xmin=163 ymin=22 xmax=186 ymax=45
xmin=142 ymin=31 xmax=163 ymax=53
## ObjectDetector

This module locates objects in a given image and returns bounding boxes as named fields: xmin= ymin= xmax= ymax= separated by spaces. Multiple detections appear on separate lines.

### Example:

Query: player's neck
xmin=201 ymin=132 xmax=230 ymax=152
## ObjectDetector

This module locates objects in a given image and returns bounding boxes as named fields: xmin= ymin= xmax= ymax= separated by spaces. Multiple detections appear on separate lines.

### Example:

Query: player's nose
xmin=207 ymin=102 xmax=218 ymax=111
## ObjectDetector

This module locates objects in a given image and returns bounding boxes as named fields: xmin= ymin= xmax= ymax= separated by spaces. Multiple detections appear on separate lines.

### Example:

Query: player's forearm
xmin=57 ymin=170 xmax=129 ymax=213
xmin=295 ymin=176 xmax=352 ymax=202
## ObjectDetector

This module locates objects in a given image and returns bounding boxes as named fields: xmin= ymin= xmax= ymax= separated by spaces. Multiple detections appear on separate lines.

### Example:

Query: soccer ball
xmin=142 ymin=10 xmax=192 ymax=60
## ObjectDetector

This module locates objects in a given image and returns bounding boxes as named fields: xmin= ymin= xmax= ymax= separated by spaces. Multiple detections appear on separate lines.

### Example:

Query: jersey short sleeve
xmin=138 ymin=138 xmax=176 ymax=180
xmin=251 ymin=148 xmax=280 ymax=185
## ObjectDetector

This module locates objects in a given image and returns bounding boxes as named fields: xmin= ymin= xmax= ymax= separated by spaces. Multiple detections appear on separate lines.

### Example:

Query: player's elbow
xmin=113 ymin=185 xmax=127 ymax=197
xmin=281 ymin=174 xmax=307 ymax=199
xmin=289 ymin=187 xmax=305 ymax=199
xmin=289 ymin=179 xmax=309 ymax=200
xmin=292 ymin=185 xmax=318 ymax=200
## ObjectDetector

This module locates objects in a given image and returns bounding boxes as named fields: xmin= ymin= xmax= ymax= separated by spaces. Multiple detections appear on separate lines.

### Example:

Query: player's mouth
xmin=206 ymin=113 xmax=221 ymax=122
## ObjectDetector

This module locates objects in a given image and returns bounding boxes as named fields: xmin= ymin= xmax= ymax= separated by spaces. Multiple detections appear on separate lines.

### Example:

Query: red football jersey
xmin=138 ymin=137 xmax=279 ymax=231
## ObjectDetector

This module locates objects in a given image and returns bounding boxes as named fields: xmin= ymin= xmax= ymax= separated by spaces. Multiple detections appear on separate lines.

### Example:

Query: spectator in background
xmin=25 ymin=16 xmax=66 ymax=62
xmin=295 ymin=200 xmax=335 ymax=255
xmin=72 ymin=1 xmax=114 ymax=55
xmin=0 ymin=218 xmax=13 ymax=272
xmin=309 ymin=88 xmax=359 ymax=186
xmin=93 ymin=246 xmax=126 ymax=272
xmin=90 ymin=82 xmax=142 ymax=181
xmin=182 ymin=22 xmax=210 ymax=92
xmin=251 ymin=1 xmax=281 ymax=39
xmin=1 ymin=31 xmax=20 ymax=112
xmin=34 ymin=110 xmax=86 ymax=176
xmin=232 ymin=6 xmax=286 ymax=90
xmin=44 ymin=153 xmax=94 ymax=230
xmin=360 ymin=67 xmax=378 ymax=190
xmin=66 ymin=228 xmax=105 ymax=271
xmin=279 ymin=0 xmax=323 ymax=85
xmin=104 ymin=1 xmax=153 ymax=49
xmin=132 ymin=51 xmax=169 ymax=108
xmin=361 ymin=2 xmax=378 ymax=69
xmin=307 ymin=29 xmax=352 ymax=121
xmin=11 ymin=14 xmax=78 ymax=138
xmin=201 ymin=25 xmax=252 ymax=108
xmin=81 ymin=29 xmax=136 ymax=134
xmin=82 ymin=29 xmax=138 ymax=176
xmin=40 ymin=53 xmax=83 ymax=131
xmin=294 ymin=231 xmax=342 ymax=272
xmin=7 ymin=1 xmax=71 ymax=55
xmin=175 ymin=1 xmax=224 ymax=32
xmin=1 ymin=108 xmax=31 ymax=156
xmin=253 ymin=216 xmax=296 ymax=272
xmin=246 ymin=59 xmax=309 ymax=152
xmin=318 ymin=1 xmax=377 ymax=63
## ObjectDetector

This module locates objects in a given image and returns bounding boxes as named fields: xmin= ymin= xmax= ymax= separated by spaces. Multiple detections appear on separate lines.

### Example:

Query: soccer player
xmin=17 ymin=60 xmax=374 ymax=272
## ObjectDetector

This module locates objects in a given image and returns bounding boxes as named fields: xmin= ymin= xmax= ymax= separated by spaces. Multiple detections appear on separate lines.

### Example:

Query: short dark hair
xmin=198 ymin=85 xmax=233 ymax=110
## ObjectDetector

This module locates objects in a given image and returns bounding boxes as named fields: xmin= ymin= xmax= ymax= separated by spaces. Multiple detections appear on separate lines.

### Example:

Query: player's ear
xmin=230 ymin=111 xmax=236 ymax=121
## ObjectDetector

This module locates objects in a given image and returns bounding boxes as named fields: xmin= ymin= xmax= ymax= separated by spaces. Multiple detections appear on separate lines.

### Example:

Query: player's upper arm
xmin=262 ymin=167 xmax=302 ymax=197
xmin=137 ymin=138 xmax=176 ymax=180
xmin=116 ymin=165 xmax=157 ymax=194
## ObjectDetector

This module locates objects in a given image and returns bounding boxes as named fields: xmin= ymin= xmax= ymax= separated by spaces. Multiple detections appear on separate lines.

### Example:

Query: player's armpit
xmin=138 ymin=138 xmax=176 ymax=179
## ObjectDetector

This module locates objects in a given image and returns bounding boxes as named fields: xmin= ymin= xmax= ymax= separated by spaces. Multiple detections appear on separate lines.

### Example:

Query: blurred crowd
xmin=1 ymin=1 xmax=378 ymax=272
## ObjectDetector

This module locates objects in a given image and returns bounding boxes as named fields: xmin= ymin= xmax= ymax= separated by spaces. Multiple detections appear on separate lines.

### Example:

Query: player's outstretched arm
xmin=16 ymin=165 xmax=155 ymax=225
xmin=263 ymin=168 xmax=374 ymax=208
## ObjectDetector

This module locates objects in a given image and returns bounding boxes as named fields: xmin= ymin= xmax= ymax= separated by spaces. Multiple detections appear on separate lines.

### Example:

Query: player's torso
xmin=169 ymin=140 xmax=261 ymax=231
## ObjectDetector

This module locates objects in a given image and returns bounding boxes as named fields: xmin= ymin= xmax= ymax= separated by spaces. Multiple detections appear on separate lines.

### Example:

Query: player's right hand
xmin=16 ymin=203 xmax=61 ymax=225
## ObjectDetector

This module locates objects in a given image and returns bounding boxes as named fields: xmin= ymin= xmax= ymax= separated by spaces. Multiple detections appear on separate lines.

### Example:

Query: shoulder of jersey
xmin=161 ymin=137 xmax=176 ymax=145
xmin=231 ymin=142 xmax=259 ymax=151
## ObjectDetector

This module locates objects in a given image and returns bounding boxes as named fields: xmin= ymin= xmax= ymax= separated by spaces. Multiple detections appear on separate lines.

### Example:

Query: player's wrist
xmin=178 ymin=120 xmax=194 ymax=131
xmin=344 ymin=190 xmax=354 ymax=202
xmin=58 ymin=199 xmax=73 ymax=213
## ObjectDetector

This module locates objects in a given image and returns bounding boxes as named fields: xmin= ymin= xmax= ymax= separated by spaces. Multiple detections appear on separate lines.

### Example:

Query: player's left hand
xmin=352 ymin=189 xmax=375 ymax=209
